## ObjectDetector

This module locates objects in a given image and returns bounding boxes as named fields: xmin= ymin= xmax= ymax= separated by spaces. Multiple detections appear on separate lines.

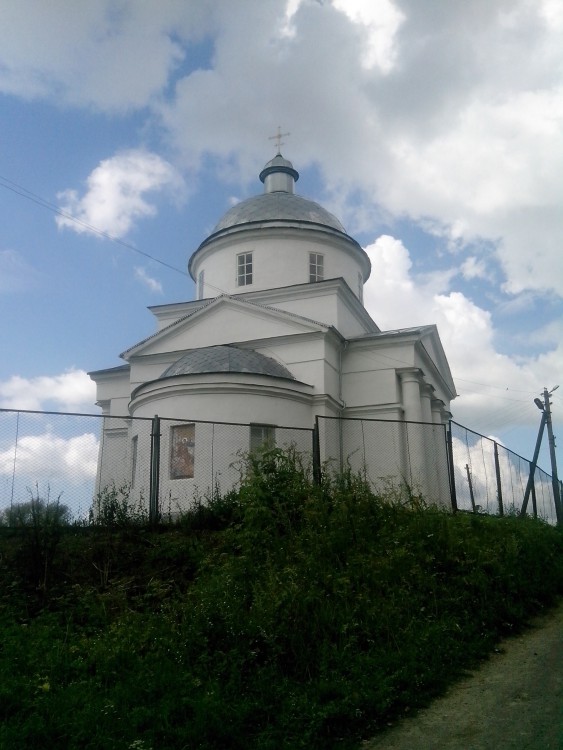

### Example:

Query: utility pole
xmin=520 ymin=409 xmax=547 ymax=518
xmin=543 ymin=387 xmax=562 ymax=526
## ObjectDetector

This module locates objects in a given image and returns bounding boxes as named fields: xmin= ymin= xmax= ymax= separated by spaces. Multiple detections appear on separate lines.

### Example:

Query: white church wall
xmin=341 ymin=368 xmax=399 ymax=411
xmin=191 ymin=229 xmax=367 ymax=300
xmin=107 ymin=396 xmax=131 ymax=417
xmin=253 ymin=335 xmax=335 ymax=394
xmin=270 ymin=291 xmax=370 ymax=339
xmin=93 ymin=371 xmax=130 ymax=414
xmin=95 ymin=425 xmax=130 ymax=496
xmin=155 ymin=419 xmax=316 ymax=514
xmin=127 ymin=376 xmax=314 ymax=511
xmin=129 ymin=375 xmax=314 ymax=428
xmin=134 ymin=304 xmax=321 ymax=358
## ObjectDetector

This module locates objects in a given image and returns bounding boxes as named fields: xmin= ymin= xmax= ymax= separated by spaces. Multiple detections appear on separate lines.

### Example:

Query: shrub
xmin=0 ymin=489 xmax=71 ymax=527
xmin=90 ymin=483 xmax=148 ymax=527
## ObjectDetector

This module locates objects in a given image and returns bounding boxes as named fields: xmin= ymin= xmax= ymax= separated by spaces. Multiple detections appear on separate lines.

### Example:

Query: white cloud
xmin=3 ymin=1 xmax=561 ymax=300
xmin=153 ymin=0 xmax=563 ymax=300
xmin=0 ymin=369 xmax=96 ymax=412
xmin=134 ymin=266 xmax=163 ymax=294
xmin=332 ymin=0 xmax=405 ymax=72
xmin=1 ymin=0 xmax=562 ymax=454
xmin=363 ymin=235 xmax=563 ymax=433
xmin=461 ymin=256 xmax=488 ymax=281
xmin=0 ymin=1 xmax=214 ymax=112
xmin=0 ymin=432 xmax=98 ymax=481
xmin=56 ymin=150 xmax=184 ymax=238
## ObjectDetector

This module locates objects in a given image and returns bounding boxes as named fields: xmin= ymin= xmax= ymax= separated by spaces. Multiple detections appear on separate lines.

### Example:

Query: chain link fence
xmin=1 ymin=408 xmax=560 ymax=525
xmin=0 ymin=409 xmax=314 ymax=524
xmin=449 ymin=421 xmax=560 ymax=523
xmin=150 ymin=417 xmax=314 ymax=519
xmin=0 ymin=409 xmax=104 ymax=523
xmin=316 ymin=416 xmax=452 ymax=507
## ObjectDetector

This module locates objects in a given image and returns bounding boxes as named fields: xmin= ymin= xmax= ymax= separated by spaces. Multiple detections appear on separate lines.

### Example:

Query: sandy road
xmin=363 ymin=600 xmax=563 ymax=750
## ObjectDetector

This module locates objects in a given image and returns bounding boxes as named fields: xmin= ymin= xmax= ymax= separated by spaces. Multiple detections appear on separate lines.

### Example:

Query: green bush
xmin=90 ymin=483 xmax=148 ymax=527
xmin=0 ymin=449 xmax=562 ymax=749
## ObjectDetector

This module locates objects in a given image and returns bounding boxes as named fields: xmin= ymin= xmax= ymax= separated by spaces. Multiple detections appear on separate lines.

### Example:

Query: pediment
xmin=417 ymin=326 xmax=457 ymax=397
xmin=121 ymin=295 xmax=330 ymax=359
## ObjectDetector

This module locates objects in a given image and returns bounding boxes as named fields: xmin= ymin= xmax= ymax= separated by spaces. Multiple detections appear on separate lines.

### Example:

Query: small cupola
xmin=259 ymin=153 xmax=299 ymax=194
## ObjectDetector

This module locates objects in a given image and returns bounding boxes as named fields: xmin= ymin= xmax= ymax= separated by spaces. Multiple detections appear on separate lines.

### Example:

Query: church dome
xmin=207 ymin=153 xmax=346 ymax=236
xmin=211 ymin=192 xmax=346 ymax=234
xmin=188 ymin=150 xmax=371 ymax=298
xmin=160 ymin=345 xmax=295 ymax=380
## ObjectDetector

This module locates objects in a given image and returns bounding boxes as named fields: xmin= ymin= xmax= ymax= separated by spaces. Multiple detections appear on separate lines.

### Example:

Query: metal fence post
xmin=312 ymin=417 xmax=321 ymax=486
xmin=493 ymin=442 xmax=504 ymax=516
xmin=149 ymin=414 xmax=161 ymax=526
xmin=446 ymin=423 xmax=458 ymax=512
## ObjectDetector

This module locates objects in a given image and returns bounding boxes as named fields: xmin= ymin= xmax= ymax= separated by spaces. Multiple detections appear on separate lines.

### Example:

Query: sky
xmin=0 ymin=0 xmax=562 ymax=477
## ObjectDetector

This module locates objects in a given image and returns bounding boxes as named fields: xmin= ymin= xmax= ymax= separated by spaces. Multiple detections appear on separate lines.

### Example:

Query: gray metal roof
xmin=160 ymin=345 xmax=295 ymax=380
xmin=211 ymin=192 xmax=346 ymax=234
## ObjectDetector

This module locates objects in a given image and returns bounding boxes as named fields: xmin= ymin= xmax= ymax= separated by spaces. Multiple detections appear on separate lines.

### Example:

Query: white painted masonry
xmin=90 ymin=152 xmax=457 ymax=509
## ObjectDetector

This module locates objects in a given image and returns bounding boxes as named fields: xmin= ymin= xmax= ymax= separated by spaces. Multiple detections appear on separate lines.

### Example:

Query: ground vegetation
xmin=1 ymin=449 xmax=562 ymax=749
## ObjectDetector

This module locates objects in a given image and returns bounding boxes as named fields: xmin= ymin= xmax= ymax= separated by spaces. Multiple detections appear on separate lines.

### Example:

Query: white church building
xmin=90 ymin=152 xmax=457 ymax=509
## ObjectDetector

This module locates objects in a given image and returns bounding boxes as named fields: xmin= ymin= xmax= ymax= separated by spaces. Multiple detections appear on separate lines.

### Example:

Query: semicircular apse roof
xmin=159 ymin=345 xmax=295 ymax=380
xmin=211 ymin=192 xmax=346 ymax=234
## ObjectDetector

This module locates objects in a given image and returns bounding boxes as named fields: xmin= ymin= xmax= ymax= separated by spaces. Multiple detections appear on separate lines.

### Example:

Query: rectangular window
xmin=170 ymin=423 xmax=195 ymax=479
xmin=309 ymin=253 xmax=324 ymax=283
xmin=237 ymin=252 xmax=253 ymax=286
xmin=358 ymin=271 xmax=363 ymax=303
xmin=131 ymin=435 xmax=138 ymax=487
xmin=197 ymin=270 xmax=205 ymax=300
xmin=250 ymin=424 xmax=276 ymax=452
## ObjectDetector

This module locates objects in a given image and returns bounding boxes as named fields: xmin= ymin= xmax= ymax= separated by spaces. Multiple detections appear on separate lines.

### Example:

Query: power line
xmin=451 ymin=376 xmax=539 ymax=394
xmin=0 ymin=173 xmax=190 ymax=279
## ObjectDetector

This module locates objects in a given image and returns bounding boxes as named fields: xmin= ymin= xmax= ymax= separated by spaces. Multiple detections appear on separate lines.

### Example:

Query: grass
xmin=1 ymin=448 xmax=562 ymax=749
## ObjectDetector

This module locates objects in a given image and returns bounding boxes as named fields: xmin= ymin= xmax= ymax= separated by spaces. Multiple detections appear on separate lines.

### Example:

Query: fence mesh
xmin=1 ymin=408 xmax=559 ymax=525
xmin=317 ymin=416 xmax=452 ymax=507
xmin=155 ymin=418 xmax=314 ymax=518
xmin=0 ymin=409 xmax=105 ymax=522
xmin=449 ymin=421 xmax=558 ymax=522
xmin=0 ymin=409 xmax=313 ymax=523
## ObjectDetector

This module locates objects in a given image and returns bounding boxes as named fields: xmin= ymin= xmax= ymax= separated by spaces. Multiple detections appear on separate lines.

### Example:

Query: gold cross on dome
xmin=268 ymin=126 xmax=290 ymax=154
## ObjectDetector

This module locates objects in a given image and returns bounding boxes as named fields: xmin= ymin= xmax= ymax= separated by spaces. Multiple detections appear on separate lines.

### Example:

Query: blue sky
xmin=0 ymin=0 xmax=562 ymax=476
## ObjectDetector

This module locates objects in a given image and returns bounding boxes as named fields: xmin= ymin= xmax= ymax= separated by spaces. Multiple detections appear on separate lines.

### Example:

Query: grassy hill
xmin=1 ymin=448 xmax=562 ymax=749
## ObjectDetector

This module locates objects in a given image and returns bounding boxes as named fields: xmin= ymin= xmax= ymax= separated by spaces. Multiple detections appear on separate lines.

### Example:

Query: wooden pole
xmin=543 ymin=388 xmax=562 ymax=526
xmin=520 ymin=412 xmax=546 ymax=517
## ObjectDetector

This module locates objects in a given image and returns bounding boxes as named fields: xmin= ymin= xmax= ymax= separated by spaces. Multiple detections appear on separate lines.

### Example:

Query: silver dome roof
xmin=160 ymin=345 xmax=295 ymax=380
xmin=211 ymin=192 xmax=346 ymax=234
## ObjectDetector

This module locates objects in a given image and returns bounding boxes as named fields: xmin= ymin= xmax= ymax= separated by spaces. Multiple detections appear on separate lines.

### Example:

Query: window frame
xmin=197 ymin=269 xmax=205 ymax=300
xmin=250 ymin=423 xmax=276 ymax=452
xmin=309 ymin=252 xmax=324 ymax=283
xmin=236 ymin=252 xmax=253 ymax=287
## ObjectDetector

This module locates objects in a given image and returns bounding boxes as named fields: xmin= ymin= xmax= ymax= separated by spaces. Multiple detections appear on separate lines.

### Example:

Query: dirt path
xmin=363 ymin=600 xmax=563 ymax=750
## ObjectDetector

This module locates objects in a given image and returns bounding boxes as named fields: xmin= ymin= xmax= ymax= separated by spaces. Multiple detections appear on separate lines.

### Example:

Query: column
xmin=399 ymin=370 xmax=427 ymax=499
xmin=431 ymin=398 xmax=451 ymax=507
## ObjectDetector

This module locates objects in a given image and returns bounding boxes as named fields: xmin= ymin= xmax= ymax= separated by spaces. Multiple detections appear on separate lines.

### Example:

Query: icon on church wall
xmin=170 ymin=424 xmax=195 ymax=479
